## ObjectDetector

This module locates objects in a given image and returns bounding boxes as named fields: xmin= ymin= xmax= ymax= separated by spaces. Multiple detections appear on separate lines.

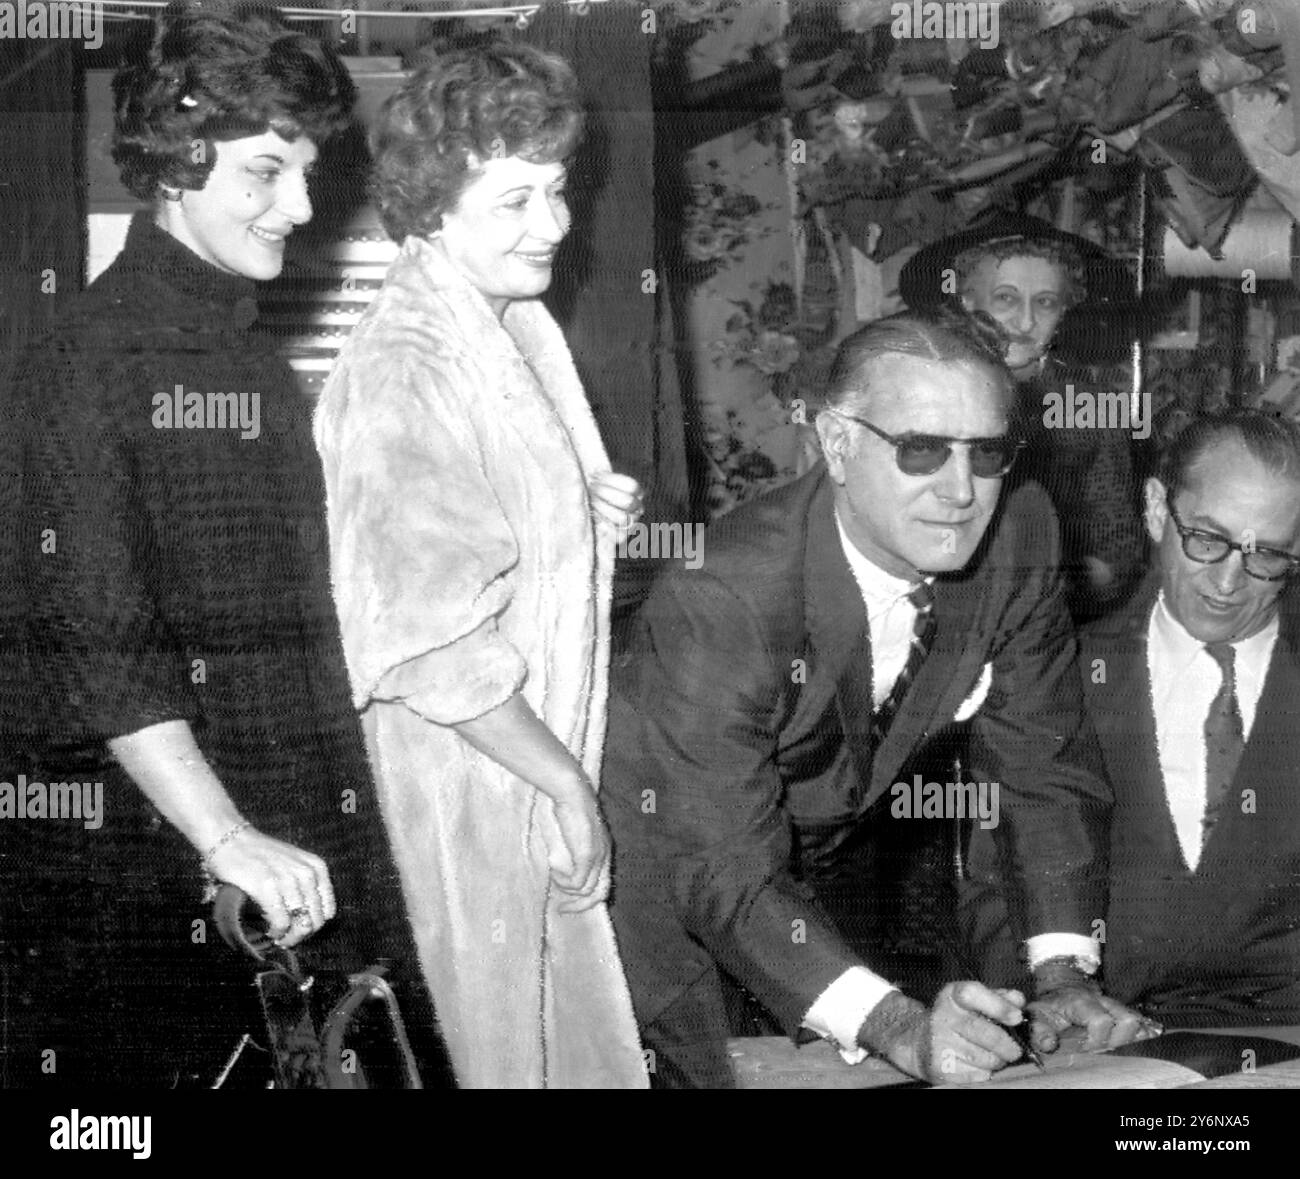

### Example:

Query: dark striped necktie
xmin=871 ymin=578 xmax=936 ymax=748
xmin=1202 ymin=641 xmax=1244 ymax=849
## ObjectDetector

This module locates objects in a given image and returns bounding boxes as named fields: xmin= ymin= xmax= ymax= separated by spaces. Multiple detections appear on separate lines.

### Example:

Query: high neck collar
xmin=116 ymin=212 xmax=260 ymax=324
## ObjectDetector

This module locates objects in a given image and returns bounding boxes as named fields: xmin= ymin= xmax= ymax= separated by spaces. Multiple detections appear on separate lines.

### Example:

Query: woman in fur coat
xmin=314 ymin=44 xmax=648 ymax=1089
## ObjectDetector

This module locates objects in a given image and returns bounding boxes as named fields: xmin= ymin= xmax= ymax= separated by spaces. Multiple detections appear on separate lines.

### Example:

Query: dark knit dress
xmin=0 ymin=214 xmax=422 ymax=1088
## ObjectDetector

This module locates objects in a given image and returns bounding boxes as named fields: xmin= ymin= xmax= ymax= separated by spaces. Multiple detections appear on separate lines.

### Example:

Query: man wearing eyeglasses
xmin=601 ymin=311 xmax=1151 ymax=1088
xmin=1071 ymin=408 xmax=1300 ymax=1026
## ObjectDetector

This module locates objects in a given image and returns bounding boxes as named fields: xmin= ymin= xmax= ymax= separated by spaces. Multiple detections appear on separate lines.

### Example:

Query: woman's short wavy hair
xmin=370 ymin=43 xmax=583 ymax=243
xmin=953 ymin=237 xmax=1089 ymax=310
xmin=111 ymin=0 xmax=355 ymax=203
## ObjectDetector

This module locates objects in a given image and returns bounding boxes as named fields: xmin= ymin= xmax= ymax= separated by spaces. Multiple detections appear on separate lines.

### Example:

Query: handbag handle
xmin=213 ymin=883 xmax=304 ymax=976
xmin=321 ymin=969 xmax=426 ymax=1090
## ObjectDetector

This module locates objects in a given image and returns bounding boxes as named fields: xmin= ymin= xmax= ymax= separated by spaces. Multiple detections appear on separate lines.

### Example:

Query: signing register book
xmin=932 ymin=1032 xmax=1300 ymax=1090
xmin=730 ymin=1030 xmax=1300 ymax=1089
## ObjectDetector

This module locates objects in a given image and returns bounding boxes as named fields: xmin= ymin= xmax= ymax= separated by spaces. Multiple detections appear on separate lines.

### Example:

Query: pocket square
xmin=954 ymin=663 xmax=993 ymax=722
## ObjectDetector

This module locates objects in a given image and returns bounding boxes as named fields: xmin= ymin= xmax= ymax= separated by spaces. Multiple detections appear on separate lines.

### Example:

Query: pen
xmin=1006 ymin=1013 xmax=1046 ymax=1071
xmin=944 ymin=766 xmax=1046 ymax=1072
xmin=946 ymin=932 xmax=1047 ymax=1070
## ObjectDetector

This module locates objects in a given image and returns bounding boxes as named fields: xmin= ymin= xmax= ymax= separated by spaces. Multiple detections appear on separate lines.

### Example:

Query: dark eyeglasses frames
xmin=1166 ymin=503 xmax=1300 ymax=582
xmin=832 ymin=411 xmax=1026 ymax=479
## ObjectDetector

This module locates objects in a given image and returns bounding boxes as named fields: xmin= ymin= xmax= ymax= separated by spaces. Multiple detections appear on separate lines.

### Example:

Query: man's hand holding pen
xmin=856 ymin=982 xmax=1035 ymax=1085
xmin=856 ymin=969 xmax=1162 ymax=1084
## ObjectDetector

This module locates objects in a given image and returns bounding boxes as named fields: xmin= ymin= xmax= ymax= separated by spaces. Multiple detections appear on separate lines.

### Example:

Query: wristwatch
xmin=1032 ymin=954 xmax=1102 ymax=997
xmin=1034 ymin=953 xmax=1100 ymax=976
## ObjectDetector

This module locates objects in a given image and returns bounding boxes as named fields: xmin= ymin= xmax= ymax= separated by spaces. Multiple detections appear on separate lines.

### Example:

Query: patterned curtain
xmin=660 ymin=2 xmax=813 ymax=518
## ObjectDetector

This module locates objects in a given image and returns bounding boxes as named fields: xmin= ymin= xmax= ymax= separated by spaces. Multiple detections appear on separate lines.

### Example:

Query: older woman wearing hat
xmin=900 ymin=211 xmax=1146 ymax=619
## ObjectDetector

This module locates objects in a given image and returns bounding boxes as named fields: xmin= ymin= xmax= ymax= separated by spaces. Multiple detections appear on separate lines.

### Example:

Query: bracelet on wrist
xmin=199 ymin=817 xmax=252 ymax=903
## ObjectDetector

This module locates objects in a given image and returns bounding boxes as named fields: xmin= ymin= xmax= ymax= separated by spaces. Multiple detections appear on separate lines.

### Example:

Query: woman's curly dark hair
xmin=370 ymin=43 xmax=583 ymax=243
xmin=111 ymin=0 xmax=355 ymax=203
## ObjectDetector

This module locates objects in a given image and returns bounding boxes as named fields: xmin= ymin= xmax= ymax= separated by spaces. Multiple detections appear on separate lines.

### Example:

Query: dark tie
xmin=1202 ymin=641 xmax=1244 ymax=848
xmin=871 ymin=579 xmax=936 ymax=749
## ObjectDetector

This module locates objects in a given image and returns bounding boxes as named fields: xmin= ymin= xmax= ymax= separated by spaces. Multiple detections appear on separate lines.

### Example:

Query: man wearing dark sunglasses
xmin=1064 ymin=408 xmax=1300 ymax=1026
xmin=822 ymin=413 xmax=1026 ymax=481
xmin=602 ymin=311 xmax=1150 ymax=1088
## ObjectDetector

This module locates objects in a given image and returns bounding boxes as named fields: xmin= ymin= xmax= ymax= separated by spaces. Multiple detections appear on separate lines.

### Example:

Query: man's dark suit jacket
xmin=602 ymin=464 xmax=1112 ymax=1082
xmin=1082 ymin=578 xmax=1300 ymax=1025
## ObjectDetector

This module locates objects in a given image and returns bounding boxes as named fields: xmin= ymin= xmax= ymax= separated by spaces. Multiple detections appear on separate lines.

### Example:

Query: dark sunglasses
xmin=833 ymin=411 xmax=1026 ymax=479
xmin=1166 ymin=502 xmax=1300 ymax=582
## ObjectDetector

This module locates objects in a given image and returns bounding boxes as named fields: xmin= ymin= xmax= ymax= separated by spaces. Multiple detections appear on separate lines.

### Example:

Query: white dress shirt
xmin=1148 ymin=593 xmax=1278 ymax=872
xmin=802 ymin=515 xmax=1100 ymax=1060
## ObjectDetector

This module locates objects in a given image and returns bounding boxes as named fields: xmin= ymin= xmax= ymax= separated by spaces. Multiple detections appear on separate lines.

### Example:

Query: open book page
xmin=933 ymin=1032 xmax=1300 ymax=1090
xmin=933 ymin=1051 xmax=1203 ymax=1090
xmin=1180 ymin=1061 xmax=1300 ymax=1089
xmin=729 ymin=1030 xmax=1300 ymax=1088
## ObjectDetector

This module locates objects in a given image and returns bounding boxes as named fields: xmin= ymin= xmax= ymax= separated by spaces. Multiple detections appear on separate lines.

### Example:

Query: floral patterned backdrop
xmin=653 ymin=0 xmax=1300 ymax=518
xmin=671 ymin=2 xmax=814 ymax=516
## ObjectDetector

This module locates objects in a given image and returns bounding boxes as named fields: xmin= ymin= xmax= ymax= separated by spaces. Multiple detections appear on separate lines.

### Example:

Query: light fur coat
xmin=314 ymin=236 xmax=646 ymax=1088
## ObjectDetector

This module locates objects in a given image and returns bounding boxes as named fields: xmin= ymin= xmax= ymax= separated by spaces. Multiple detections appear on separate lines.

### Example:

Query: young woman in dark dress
xmin=1 ymin=1 xmax=429 ymax=1087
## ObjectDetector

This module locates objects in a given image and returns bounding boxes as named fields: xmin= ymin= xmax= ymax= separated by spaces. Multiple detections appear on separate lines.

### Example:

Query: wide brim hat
xmin=898 ymin=209 xmax=1137 ymax=315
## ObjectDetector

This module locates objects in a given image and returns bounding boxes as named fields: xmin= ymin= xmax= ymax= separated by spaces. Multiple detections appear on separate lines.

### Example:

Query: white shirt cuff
xmin=1025 ymin=933 xmax=1101 ymax=972
xmin=802 ymin=967 xmax=899 ymax=1064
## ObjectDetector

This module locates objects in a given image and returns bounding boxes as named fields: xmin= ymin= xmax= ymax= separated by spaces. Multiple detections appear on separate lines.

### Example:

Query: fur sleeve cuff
xmin=376 ymin=616 xmax=528 ymax=725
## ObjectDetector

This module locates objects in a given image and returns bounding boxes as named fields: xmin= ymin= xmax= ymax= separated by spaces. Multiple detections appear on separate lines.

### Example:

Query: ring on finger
xmin=288 ymin=906 xmax=312 ymax=927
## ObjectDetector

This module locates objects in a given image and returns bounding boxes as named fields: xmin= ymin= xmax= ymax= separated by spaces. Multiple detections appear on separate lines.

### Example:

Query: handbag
xmin=212 ymin=885 xmax=423 ymax=1089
